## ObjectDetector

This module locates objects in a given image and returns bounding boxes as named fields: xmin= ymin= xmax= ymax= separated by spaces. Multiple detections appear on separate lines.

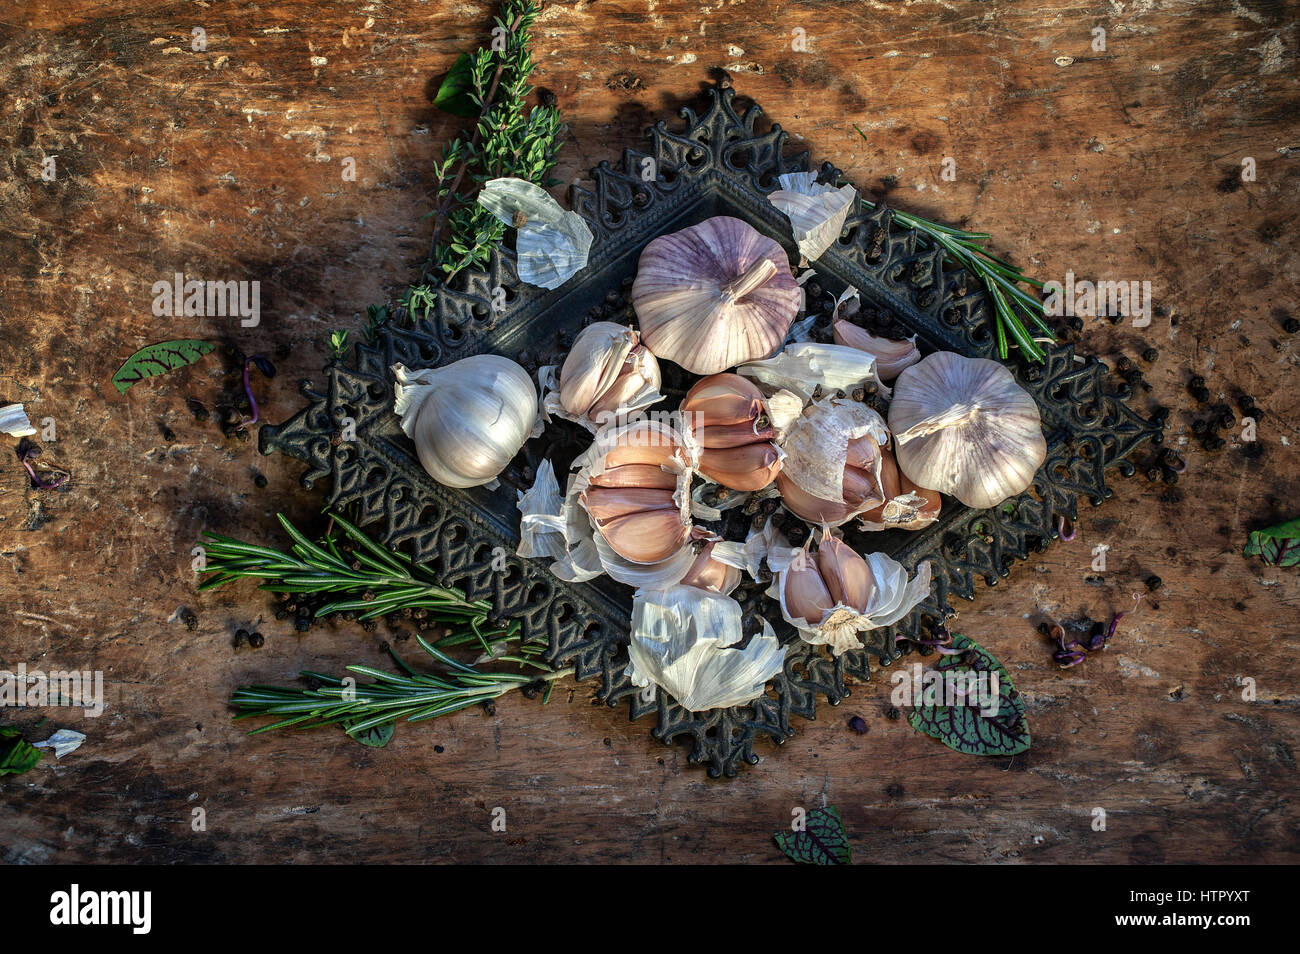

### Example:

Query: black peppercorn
xmin=1068 ymin=316 xmax=1084 ymax=332
xmin=1145 ymin=467 xmax=1161 ymax=482
xmin=187 ymin=397 xmax=209 ymax=422
xmin=234 ymin=628 xmax=249 ymax=646
xmin=248 ymin=632 xmax=265 ymax=648
xmin=1116 ymin=357 xmax=1134 ymax=373
xmin=1145 ymin=575 xmax=1162 ymax=592
xmin=1219 ymin=411 xmax=1235 ymax=429
xmin=1189 ymin=375 xmax=1205 ymax=389
xmin=161 ymin=426 xmax=176 ymax=442
xmin=1192 ymin=386 xmax=1210 ymax=403
xmin=1162 ymin=470 xmax=1178 ymax=485
xmin=847 ymin=716 xmax=868 ymax=734
xmin=1283 ymin=317 xmax=1299 ymax=334
xmin=294 ymin=617 xmax=311 ymax=633
xmin=1192 ymin=419 xmax=1207 ymax=434
xmin=1142 ymin=348 xmax=1158 ymax=362
xmin=253 ymin=472 xmax=267 ymax=488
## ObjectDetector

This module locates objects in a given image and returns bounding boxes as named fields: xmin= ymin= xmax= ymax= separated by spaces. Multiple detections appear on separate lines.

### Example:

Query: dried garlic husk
xmin=393 ymin=357 xmax=536 ymax=489
xmin=632 ymin=216 xmax=800 ymax=375
xmin=0 ymin=403 xmax=36 ymax=437
xmin=766 ymin=172 xmax=856 ymax=262
xmin=770 ymin=530 xmax=933 ymax=656
xmin=888 ymin=351 xmax=1046 ymax=509
xmin=738 ymin=341 xmax=890 ymax=403
xmin=478 ymin=177 xmax=593 ymax=289
xmin=680 ymin=373 xmax=783 ymax=492
xmin=775 ymin=398 xmax=890 ymax=526
xmin=626 ymin=585 xmax=786 ymax=712
xmin=857 ymin=447 xmax=942 ymax=532
xmin=539 ymin=322 xmax=662 ymax=432
xmin=832 ymin=320 xmax=922 ymax=380
xmin=516 ymin=459 xmax=567 ymax=560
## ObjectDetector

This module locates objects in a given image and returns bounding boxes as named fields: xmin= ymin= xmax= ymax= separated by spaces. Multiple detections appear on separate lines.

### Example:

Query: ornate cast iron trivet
xmin=260 ymin=84 xmax=1162 ymax=778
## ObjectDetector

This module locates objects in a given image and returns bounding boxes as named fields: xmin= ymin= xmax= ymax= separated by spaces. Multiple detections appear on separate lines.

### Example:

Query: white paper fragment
xmin=33 ymin=728 xmax=85 ymax=759
xmin=767 ymin=172 xmax=857 ymax=261
xmin=478 ymin=177 xmax=593 ymax=289
xmin=738 ymin=342 xmax=891 ymax=402
xmin=0 ymin=403 xmax=37 ymax=437
xmin=625 ymin=585 xmax=786 ymax=712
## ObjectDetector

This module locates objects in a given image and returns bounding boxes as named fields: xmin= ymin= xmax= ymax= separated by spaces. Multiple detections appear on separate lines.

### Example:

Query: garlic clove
xmin=581 ymin=486 xmax=677 ymax=523
xmin=858 ymin=449 xmax=942 ymax=532
xmin=586 ymin=348 xmax=660 ymax=419
xmin=697 ymin=420 xmax=775 ymax=449
xmin=840 ymin=465 xmax=886 ymax=511
xmin=815 ymin=535 xmax=875 ymax=610
xmin=680 ymin=541 xmax=743 ymax=595
xmin=596 ymin=509 xmax=692 ymax=564
xmin=587 ymin=463 xmax=680 ymax=491
xmin=776 ymin=470 xmax=868 ymax=525
xmin=889 ymin=352 xmax=1047 ymax=509
xmin=632 ymin=216 xmax=801 ymax=375
xmin=697 ymin=443 xmax=782 ymax=492
xmin=681 ymin=373 xmax=766 ymax=426
xmin=832 ymin=320 xmax=922 ymax=380
xmin=782 ymin=552 xmax=837 ymax=625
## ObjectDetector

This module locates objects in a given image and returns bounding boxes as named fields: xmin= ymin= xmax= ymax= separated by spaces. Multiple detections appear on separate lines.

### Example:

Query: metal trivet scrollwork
xmin=260 ymin=83 xmax=1162 ymax=778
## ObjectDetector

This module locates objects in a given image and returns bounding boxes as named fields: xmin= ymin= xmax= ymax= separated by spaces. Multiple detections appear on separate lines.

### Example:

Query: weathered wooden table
xmin=2 ymin=0 xmax=1296 ymax=863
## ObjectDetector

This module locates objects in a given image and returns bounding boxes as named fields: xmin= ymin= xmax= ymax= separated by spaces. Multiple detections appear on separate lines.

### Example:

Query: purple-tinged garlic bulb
xmin=631 ymin=216 xmax=800 ymax=375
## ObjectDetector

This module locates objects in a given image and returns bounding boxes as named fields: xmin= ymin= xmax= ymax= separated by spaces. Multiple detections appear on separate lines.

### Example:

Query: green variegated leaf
xmin=1244 ymin=517 xmax=1300 ymax=567
xmin=774 ymin=806 xmax=851 ymax=865
xmin=113 ymin=339 xmax=215 ymax=394
xmin=908 ymin=634 xmax=1031 ymax=757
xmin=0 ymin=726 xmax=42 ymax=777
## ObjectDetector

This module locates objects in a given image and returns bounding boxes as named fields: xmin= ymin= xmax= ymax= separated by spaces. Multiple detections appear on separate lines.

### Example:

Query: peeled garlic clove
xmin=393 ymin=357 xmax=536 ymax=489
xmin=582 ymin=486 xmax=677 ymax=523
xmin=767 ymin=172 xmax=857 ymax=262
xmin=597 ymin=509 xmax=692 ymax=564
xmin=832 ymin=320 xmax=922 ymax=380
xmin=889 ymin=351 xmax=1047 ymax=509
xmin=782 ymin=553 xmax=837 ymax=625
xmin=588 ymin=463 xmax=679 ymax=491
xmin=815 ymin=535 xmax=875 ymax=609
xmin=632 ymin=216 xmax=800 ymax=375
xmin=697 ymin=443 xmax=782 ymax=492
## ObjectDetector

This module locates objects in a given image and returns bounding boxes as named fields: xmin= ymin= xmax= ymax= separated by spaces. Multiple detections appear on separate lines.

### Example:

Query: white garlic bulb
xmin=393 ymin=357 xmax=537 ymax=489
xmin=888 ymin=351 xmax=1046 ymax=509
xmin=631 ymin=216 xmax=800 ymax=375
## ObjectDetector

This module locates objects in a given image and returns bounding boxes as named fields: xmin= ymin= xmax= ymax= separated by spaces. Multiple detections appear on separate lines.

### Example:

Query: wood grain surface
xmin=1 ymin=0 xmax=1297 ymax=864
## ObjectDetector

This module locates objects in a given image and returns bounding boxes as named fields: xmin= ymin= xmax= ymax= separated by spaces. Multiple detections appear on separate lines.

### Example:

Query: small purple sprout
xmin=15 ymin=438 xmax=69 ymax=491
xmin=1048 ymin=621 xmax=1088 ymax=668
xmin=1056 ymin=514 xmax=1076 ymax=542
xmin=240 ymin=354 xmax=276 ymax=428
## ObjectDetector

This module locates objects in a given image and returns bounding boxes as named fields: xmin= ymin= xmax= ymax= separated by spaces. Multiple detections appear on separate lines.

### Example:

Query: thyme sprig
xmin=419 ymin=0 xmax=565 ymax=291
xmin=198 ymin=511 xmax=519 ymax=653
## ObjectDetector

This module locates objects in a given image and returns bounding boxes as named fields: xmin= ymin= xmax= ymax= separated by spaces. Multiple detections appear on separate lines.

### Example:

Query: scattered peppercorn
xmin=1192 ymin=419 xmax=1208 ymax=434
xmin=1142 ymin=348 xmax=1159 ymax=363
xmin=1145 ymin=575 xmax=1162 ymax=592
xmin=179 ymin=608 xmax=198 ymax=631
xmin=253 ymin=472 xmax=268 ymax=488
xmin=1189 ymin=375 xmax=1205 ymax=389
xmin=1145 ymin=466 xmax=1162 ymax=482
xmin=1192 ymin=386 xmax=1210 ymax=403
xmin=186 ymin=398 xmax=209 ymax=422
xmin=1283 ymin=317 xmax=1299 ymax=334
xmin=248 ymin=632 xmax=265 ymax=648
xmin=161 ymin=425 xmax=176 ymax=442
xmin=234 ymin=628 xmax=249 ymax=647
xmin=847 ymin=715 xmax=869 ymax=734
xmin=294 ymin=616 xmax=311 ymax=633
xmin=1161 ymin=470 xmax=1178 ymax=485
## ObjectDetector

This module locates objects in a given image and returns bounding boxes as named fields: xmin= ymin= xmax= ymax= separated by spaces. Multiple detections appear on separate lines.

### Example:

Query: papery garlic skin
xmin=632 ymin=216 xmax=800 ymax=375
xmin=738 ymin=341 xmax=890 ymax=402
xmin=626 ymin=585 xmax=786 ymax=712
xmin=775 ymin=398 xmax=889 ymax=526
xmin=888 ymin=351 xmax=1047 ymax=510
xmin=546 ymin=321 xmax=662 ymax=432
xmin=393 ymin=357 xmax=537 ymax=489
xmin=766 ymin=172 xmax=857 ymax=262
xmin=770 ymin=531 xmax=933 ymax=656
xmin=832 ymin=320 xmax=922 ymax=381
xmin=478 ymin=177 xmax=593 ymax=289
xmin=680 ymin=373 xmax=784 ymax=492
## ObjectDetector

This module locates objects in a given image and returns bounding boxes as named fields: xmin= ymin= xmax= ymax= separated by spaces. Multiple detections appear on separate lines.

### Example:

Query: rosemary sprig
xmin=230 ymin=637 xmax=570 ymax=741
xmin=198 ymin=511 xmax=520 ymax=653
xmin=421 ymin=0 xmax=565 ymax=290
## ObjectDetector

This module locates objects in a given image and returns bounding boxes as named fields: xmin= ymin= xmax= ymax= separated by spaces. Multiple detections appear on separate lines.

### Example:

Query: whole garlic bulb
xmin=888 ymin=351 xmax=1046 ymax=510
xmin=631 ymin=216 xmax=800 ymax=375
xmin=393 ymin=357 xmax=536 ymax=489
xmin=554 ymin=322 xmax=661 ymax=428
xmin=680 ymin=373 xmax=783 ymax=492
